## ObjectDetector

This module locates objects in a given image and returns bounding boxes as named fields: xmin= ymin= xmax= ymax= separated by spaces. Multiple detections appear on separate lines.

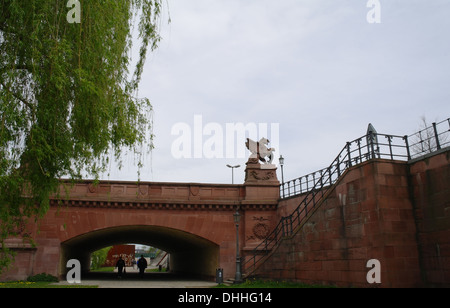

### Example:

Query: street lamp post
xmin=226 ymin=165 xmax=241 ymax=184
xmin=233 ymin=210 xmax=242 ymax=283
xmin=279 ymin=155 xmax=285 ymax=198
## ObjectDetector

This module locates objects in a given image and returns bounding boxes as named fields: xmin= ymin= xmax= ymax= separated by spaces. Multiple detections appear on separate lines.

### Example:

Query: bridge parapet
xmin=52 ymin=181 xmax=247 ymax=209
xmin=52 ymin=161 xmax=281 ymax=212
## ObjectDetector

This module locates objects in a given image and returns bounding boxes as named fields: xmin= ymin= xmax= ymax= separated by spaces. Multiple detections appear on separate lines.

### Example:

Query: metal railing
xmin=280 ymin=118 xmax=450 ymax=199
xmin=243 ymin=118 xmax=450 ymax=275
xmin=407 ymin=118 xmax=450 ymax=160
xmin=280 ymin=132 xmax=410 ymax=199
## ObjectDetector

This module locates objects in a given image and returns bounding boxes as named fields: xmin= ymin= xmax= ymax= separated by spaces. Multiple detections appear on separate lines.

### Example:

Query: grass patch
xmin=90 ymin=266 xmax=115 ymax=272
xmin=0 ymin=272 xmax=98 ymax=288
xmin=146 ymin=267 xmax=168 ymax=273
xmin=216 ymin=279 xmax=337 ymax=288
xmin=0 ymin=281 xmax=97 ymax=288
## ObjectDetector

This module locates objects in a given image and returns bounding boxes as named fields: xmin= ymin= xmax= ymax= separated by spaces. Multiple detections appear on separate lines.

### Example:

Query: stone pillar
xmin=242 ymin=158 xmax=280 ymax=252
xmin=244 ymin=157 xmax=280 ymax=201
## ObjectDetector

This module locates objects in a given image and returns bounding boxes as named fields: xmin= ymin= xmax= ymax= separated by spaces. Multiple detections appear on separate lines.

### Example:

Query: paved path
xmin=55 ymin=268 xmax=218 ymax=288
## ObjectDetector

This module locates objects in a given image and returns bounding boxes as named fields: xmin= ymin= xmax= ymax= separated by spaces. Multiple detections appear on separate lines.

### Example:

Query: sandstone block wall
xmin=252 ymin=152 xmax=450 ymax=287
xmin=410 ymin=151 xmax=450 ymax=287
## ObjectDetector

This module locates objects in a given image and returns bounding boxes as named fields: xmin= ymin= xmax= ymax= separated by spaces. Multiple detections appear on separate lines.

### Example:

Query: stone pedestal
xmin=242 ymin=158 xmax=280 ymax=251
xmin=244 ymin=157 xmax=280 ymax=201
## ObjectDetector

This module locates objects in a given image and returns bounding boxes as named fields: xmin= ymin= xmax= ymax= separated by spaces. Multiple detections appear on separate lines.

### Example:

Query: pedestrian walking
xmin=115 ymin=256 xmax=126 ymax=278
xmin=137 ymin=255 xmax=147 ymax=278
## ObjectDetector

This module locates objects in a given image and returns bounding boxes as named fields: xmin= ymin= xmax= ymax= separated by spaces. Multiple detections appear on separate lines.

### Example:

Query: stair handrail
xmin=243 ymin=118 xmax=450 ymax=275
xmin=243 ymin=131 xmax=411 ymax=274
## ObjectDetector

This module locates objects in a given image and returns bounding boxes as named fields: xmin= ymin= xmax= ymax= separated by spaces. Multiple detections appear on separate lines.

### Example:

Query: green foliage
xmin=0 ymin=248 xmax=15 ymax=273
xmin=0 ymin=281 xmax=97 ymax=288
xmin=90 ymin=266 xmax=114 ymax=273
xmin=216 ymin=279 xmax=337 ymax=288
xmin=0 ymin=0 xmax=167 ymax=274
xmin=27 ymin=273 xmax=59 ymax=283
xmin=90 ymin=246 xmax=112 ymax=270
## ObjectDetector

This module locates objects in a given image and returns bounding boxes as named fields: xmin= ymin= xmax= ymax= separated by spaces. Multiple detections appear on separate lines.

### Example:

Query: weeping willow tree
xmin=0 ymin=0 xmax=167 ymax=273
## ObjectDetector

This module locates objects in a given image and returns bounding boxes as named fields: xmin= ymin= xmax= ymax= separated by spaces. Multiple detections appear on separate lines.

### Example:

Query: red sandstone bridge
xmin=1 ymin=160 xmax=281 ymax=281
xmin=2 ymin=119 xmax=450 ymax=287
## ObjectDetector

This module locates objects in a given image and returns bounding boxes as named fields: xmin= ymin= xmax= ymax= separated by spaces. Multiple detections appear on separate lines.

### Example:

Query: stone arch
xmin=59 ymin=225 xmax=219 ymax=279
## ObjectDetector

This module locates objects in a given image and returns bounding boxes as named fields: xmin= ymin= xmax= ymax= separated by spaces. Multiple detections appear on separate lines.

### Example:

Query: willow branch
xmin=0 ymin=80 xmax=35 ymax=113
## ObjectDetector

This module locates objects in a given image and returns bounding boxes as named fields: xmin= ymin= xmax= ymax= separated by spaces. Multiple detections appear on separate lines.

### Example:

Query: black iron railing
xmin=407 ymin=118 xmax=450 ymax=160
xmin=243 ymin=118 xmax=450 ymax=275
xmin=280 ymin=118 xmax=450 ymax=199
xmin=279 ymin=132 xmax=410 ymax=199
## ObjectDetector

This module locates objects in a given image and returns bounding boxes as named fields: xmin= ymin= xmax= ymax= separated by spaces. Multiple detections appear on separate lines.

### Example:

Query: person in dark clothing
xmin=115 ymin=256 xmax=126 ymax=278
xmin=137 ymin=255 xmax=147 ymax=277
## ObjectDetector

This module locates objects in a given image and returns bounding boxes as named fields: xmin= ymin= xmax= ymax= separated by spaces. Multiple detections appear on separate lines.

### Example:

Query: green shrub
xmin=27 ymin=273 xmax=59 ymax=282
xmin=91 ymin=246 xmax=112 ymax=270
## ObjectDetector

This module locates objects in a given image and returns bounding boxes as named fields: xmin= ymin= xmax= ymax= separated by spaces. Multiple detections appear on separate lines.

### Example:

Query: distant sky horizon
xmin=100 ymin=0 xmax=450 ymax=185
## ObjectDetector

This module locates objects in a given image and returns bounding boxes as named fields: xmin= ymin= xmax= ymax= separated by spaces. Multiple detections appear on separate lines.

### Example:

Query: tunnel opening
xmin=60 ymin=225 xmax=219 ymax=281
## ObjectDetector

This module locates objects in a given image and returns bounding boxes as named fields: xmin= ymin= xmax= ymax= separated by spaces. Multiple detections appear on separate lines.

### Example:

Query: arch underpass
xmin=60 ymin=225 xmax=219 ymax=278
xmin=1 ymin=177 xmax=280 ymax=282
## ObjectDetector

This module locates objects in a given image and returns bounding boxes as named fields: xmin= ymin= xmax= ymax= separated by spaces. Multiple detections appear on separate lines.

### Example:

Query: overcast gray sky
xmin=103 ymin=0 xmax=450 ymax=185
